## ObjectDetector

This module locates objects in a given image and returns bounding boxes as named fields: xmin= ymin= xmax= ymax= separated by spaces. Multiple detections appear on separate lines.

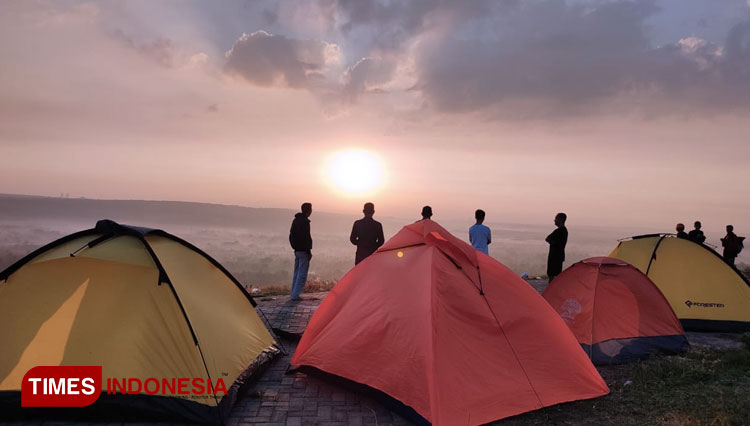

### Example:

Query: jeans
xmin=291 ymin=251 xmax=310 ymax=299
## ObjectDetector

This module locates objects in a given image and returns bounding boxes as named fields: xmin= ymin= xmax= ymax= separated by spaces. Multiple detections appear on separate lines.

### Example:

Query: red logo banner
xmin=22 ymin=366 xmax=102 ymax=407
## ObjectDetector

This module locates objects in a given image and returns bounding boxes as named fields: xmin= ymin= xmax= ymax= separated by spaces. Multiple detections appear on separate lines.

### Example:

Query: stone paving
xmin=257 ymin=293 xmax=327 ymax=338
xmin=230 ymin=292 xmax=411 ymax=426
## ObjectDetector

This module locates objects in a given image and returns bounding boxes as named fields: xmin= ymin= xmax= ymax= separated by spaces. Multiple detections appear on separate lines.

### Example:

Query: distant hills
xmin=0 ymin=193 xmax=360 ymax=234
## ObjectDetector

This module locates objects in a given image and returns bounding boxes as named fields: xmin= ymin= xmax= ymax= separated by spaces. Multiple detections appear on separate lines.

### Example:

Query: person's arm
xmin=304 ymin=220 xmax=312 ymax=257
xmin=376 ymin=223 xmax=385 ymax=248
xmin=545 ymin=229 xmax=556 ymax=244
xmin=469 ymin=228 xmax=474 ymax=244
xmin=350 ymin=222 xmax=359 ymax=246
xmin=487 ymin=228 xmax=491 ymax=245
xmin=289 ymin=220 xmax=297 ymax=248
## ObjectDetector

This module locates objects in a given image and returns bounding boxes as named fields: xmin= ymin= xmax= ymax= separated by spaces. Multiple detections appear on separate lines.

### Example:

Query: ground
xmin=1 ymin=285 xmax=748 ymax=426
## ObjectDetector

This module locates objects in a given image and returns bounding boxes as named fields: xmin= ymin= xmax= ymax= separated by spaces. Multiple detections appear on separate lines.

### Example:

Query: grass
xmin=246 ymin=279 xmax=338 ymax=298
xmin=495 ymin=337 xmax=750 ymax=426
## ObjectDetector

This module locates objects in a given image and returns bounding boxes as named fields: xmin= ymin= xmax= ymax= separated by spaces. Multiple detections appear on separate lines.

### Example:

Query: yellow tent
xmin=0 ymin=220 xmax=278 ymax=423
xmin=610 ymin=234 xmax=750 ymax=331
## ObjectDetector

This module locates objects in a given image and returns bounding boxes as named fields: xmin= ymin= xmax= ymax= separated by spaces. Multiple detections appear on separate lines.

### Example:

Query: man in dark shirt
xmin=420 ymin=205 xmax=433 ymax=221
xmin=721 ymin=225 xmax=743 ymax=267
xmin=688 ymin=221 xmax=706 ymax=244
xmin=676 ymin=223 xmax=689 ymax=239
xmin=350 ymin=202 xmax=385 ymax=265
xmin=289 ymin=202 xmax=313 ymax=301
xmin=545 ymin=212 xmax=568 ymax=282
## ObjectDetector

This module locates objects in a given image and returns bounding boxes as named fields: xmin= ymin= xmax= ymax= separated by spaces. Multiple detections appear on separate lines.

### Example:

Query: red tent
xmin=292 ymin=220 xmax=608 ymax=425
xmin=542 ymin=257 xmax=688 ymax=365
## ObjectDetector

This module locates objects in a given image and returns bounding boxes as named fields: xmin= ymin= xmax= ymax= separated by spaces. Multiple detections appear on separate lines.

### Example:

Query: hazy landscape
xmin=3 ymin=193 xmax=745 ymax=289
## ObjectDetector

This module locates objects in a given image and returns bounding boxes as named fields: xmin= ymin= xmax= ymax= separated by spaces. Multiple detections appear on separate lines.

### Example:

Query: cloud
xmin=111 ymin=30 xmax=175 ymax=68
xmin=340 ymin=57 xmax=397 ymax=103
xmin=242 ymin=0 xmax=749 ymax=119
xmin=396 ymin=0 xmax=749 ymax=118
xmin=224 ymin=30 xmax=342 ymax=89
xmin=110 ymin=29 xmax=210 ymax=70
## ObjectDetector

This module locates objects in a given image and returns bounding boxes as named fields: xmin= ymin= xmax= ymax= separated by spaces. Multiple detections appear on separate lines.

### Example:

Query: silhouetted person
xmin=420 ymin=205 xmax=433 ymax=221
xmin=469 ymin=209 xmax=491 ymax=255
xmin=721 ymin=225 xmax=743 ymax=267
xmin=676 ymin=223 xmax=689 ymax=239
xmin=350 ymin=202 xmax=385 ymax=265
xmin=545 ymin=213 xmax=568 ymax=282
xmin=289 ymin=202 xmax=313 ymax=301
xmin=688 ymin=221 xmax=706 ymax=244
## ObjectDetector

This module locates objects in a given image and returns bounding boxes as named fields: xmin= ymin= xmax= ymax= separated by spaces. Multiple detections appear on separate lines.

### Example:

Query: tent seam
xmin=477 ymin=269 xmax=545 ymax=410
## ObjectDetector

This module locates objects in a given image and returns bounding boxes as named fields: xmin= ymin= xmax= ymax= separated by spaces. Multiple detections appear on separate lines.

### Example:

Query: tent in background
xmin=610 ymin=234 xmax=750 ymax=332
xmin=543 ymin=257 xmax=688 ymax=365
xmin=0 ymin=220 xmax=279 ymax=424
xmin=292 ymin=219 xmax=609 ymax=426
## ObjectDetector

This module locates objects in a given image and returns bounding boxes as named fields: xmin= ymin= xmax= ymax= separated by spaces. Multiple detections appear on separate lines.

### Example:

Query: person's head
xmin=676 ymin=223 xmax=685 ymax=233
xmin=363 ymin=202 xmax=375 ymax=218
xmin=421 ymin=205 xmax=433 ymax=220
xmin=475 ymin=209 xmax=485 ymax=223
xmin=694 ymin=221 xmax=702 ymax=230
xmin=727 ymin=224 xmax=734 ymax=233
xmin=554 ymin=212 xmax=567 ymax=227
xmin=301 ymin=202 xmax=312 ymax=217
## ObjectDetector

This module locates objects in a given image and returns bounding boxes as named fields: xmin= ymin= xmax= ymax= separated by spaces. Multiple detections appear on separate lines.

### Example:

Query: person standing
xmin=289 ymin=202 xmax=313 ymax=301
xmin=721 ymin=225 xmax=742 ymax=267
xmin=676 ymin=223 xmax=689 ymax=239
xmin=420 ymin=205 xmax=433 ymax=221
xmin=350 ymin=202 xmax=385 ymax=265
xmin=688 ymin=221 xmax=706 ymax=244
xmin=469 ymin=209 xmax=491 ymax=255
xmin=545 ymin=213 xmax=568 ymax=282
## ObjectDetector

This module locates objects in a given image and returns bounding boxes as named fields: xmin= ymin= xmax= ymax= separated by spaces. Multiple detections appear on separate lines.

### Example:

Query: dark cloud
xmin=224 ymin=1 xmax=750 ymax=117
xmin=262 ymin=7 xmax=279 ymax=26
xmin=224 ymin=30 xmax=338 ymax=89
xmin=404 ymin=1 xmax=749 ymax=117
xmin=330 ymin=0 xmax=499 ymax=53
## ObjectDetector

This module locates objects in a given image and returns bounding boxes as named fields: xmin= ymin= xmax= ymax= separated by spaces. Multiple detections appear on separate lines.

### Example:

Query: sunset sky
xmin=1 ymin=0 xmax=749 ymax=230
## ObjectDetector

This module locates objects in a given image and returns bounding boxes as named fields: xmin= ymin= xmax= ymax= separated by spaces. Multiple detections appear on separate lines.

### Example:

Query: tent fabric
xmin=610 ymin=234 xmax=750 ymax=332
xmin=292 ymin=219 xmax=609 ymax=426
xmin=0 ymin=220 xmax=278 ymax=423
xmin=542 ymin=257 xmax=688 ymax=365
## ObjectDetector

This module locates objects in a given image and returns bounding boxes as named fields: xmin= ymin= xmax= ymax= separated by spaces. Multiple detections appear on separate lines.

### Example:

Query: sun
xmin=326 ymin=149 xmax=385 ymax=195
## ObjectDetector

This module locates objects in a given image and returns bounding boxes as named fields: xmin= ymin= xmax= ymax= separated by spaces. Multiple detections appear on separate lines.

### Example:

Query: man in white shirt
xmin=469 ymin=209 xmax=491 ymax=255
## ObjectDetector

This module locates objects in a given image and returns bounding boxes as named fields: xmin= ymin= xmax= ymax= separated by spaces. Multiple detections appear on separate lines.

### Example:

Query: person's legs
xmin=291 ymin=253 xmax=301 ymax=288
xmin=291 ymin=251 xmax=309 ymax=300
xmin=547 ymin=260 xmax=562 ymax=283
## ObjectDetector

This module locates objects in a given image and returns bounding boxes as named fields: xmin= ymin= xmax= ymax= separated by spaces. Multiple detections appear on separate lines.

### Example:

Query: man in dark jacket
xmin=289 ymin=202 xmax=313 ymax=301
xmin=350 ymin=202 xmax=385 ymax=265
xmin=688 ymin=221 xmax=706 ymax=244
xmin=545 ymin=212 xmax=568 ymax=282
xmin=721 ymin=225 xmax=743 ymax=267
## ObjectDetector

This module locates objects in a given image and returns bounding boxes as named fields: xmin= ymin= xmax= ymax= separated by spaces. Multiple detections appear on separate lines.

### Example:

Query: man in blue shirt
xmin=469 ymin=209 xmax=491 ymax=255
